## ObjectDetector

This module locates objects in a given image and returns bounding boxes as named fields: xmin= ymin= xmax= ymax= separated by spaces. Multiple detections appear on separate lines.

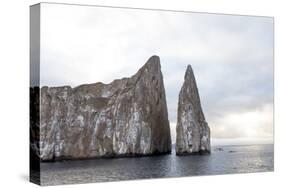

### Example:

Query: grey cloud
xmin=39 ymin=4 xmax=274 ymax=144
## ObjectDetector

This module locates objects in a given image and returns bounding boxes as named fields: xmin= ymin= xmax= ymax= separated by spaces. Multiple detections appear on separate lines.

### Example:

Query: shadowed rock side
xmin=39 ymin=56 xmax=171 ymax=161
xmin=176 ymin=65 xmax=210 ymax=155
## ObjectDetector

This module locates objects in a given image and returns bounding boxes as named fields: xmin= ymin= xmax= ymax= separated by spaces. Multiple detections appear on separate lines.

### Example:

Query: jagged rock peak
xmin=176 ymin=65 xmax=210 ymax=155
xmin=137 ymin=55 xmax=161 ymax=74
xmin=146 ymin=55 xmax=160 ymax=64
xmin=37 ymin=55 xmax=171 ymax=161
xmin=184 ymin=64 xmax=194 ymax=79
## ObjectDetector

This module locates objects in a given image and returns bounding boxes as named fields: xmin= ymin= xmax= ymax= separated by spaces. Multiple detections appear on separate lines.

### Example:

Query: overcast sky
xmin=39 ymin=3 xmax=274 ymax=145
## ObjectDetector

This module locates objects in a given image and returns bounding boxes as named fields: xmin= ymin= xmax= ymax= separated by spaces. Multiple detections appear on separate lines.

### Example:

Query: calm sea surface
xmin=40 ymin=144 xmax=274 ymax=185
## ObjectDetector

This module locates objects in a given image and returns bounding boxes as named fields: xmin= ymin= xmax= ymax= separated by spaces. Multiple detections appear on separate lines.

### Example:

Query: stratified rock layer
xmin=176 ymin=65 xmax=210 ymax=155
xmin=39 ymin=56 xmax=171 ymax=161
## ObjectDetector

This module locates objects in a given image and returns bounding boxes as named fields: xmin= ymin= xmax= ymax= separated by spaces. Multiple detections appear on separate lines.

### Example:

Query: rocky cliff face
xmin=176 ymin=65 xmax=210 ymax=155
xmin=39 ymin=56 xmax=171 ymax=161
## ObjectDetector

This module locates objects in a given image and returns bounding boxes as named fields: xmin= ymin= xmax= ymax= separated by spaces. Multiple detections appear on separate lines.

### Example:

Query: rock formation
xmin=38 ymin=55 xmax=171 ymax=161
xmin=176 ymin=65 xmax=210 ymax=155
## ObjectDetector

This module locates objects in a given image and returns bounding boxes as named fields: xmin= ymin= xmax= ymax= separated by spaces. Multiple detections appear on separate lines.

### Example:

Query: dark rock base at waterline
xmin=41 ymin=150 xmax=172 ymax=162
xmin=176 ymin=150 xmax=211 ymax=156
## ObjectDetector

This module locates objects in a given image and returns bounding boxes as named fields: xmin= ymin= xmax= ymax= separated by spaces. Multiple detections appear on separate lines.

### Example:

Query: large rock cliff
xmin=39 ymin=56 xmax=171 ymax=161
xmin=176 ymin=65 xmax=210 ymax=155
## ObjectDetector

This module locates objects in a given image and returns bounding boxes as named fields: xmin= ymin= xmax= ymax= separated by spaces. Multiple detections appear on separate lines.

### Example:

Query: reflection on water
xmin=40 ymin=144 xmax=273 ymax=185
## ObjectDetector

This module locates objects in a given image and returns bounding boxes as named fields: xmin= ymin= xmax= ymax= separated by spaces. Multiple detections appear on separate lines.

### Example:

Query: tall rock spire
xmin=176 ymin=65 xmax=210 ymax=155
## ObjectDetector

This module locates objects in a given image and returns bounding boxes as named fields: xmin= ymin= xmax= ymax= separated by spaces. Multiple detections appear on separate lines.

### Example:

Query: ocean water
xmin=40 ymin=144 xmax=274 ymax=185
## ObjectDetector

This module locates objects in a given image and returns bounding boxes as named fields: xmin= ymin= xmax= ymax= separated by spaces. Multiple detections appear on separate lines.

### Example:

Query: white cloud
xmin=210 ymin=103 xmax=273 ymax=139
